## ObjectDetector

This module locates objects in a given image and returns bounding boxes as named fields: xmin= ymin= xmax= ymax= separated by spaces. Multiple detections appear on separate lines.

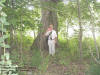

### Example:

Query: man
xmin=45 ymin=24 xmax=57 ymax=56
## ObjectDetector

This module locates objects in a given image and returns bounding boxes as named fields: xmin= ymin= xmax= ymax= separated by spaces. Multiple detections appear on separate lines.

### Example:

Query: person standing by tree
xmin=45 ymin=24 xmax=57 ymax=56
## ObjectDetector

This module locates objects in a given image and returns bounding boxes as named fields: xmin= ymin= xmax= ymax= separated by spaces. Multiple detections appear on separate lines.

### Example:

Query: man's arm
xmin=54 ymin=31 xmax=57 ymax=43
xmin=44 ymin=30 xmax=51 ymax=36
xmin=54 ymin=37 xmax=57 ymax=43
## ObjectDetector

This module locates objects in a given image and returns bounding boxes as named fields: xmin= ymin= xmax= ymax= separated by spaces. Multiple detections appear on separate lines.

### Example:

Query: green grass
xmin=86 ymin=64 xmax=100 ymax=75
xmin=9 ymin=35 xmax=100 ymax=75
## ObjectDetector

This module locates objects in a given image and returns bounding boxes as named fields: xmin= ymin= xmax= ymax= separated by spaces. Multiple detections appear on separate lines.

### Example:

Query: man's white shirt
xmin=45 ymin=30 xmax=57 ymax=40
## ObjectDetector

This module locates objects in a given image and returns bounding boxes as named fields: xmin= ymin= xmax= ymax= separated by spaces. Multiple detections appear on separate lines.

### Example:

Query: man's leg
xmin=48 ymin=40 xmax=52 ymax=55
xmin=51 ymin=40 xmax=55 ymax=56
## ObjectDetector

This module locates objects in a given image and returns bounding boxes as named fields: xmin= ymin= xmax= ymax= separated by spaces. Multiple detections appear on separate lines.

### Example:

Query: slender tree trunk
xmin=10 ymin=0 xmax=15 ymax=52
xmin=10 ymin=24 xmax=14 ymax=51
xmin=31 ymin=0 xmax=58 ymax=51
xmin=0 ymin=31 xmax=2 ymax=57
xmin=66 ymin=16 xmax=72 ymax=46
xmin=19 ymin=15 xmax=23 ymax=63
xmin=27 ymin=71 xmax=33 ymax=75
xmin=91 ymin=21 xmax=99 ymax=59
xmin=33 ymin=30 xmax=37 ymax=39
xmin=77 ymin=0 xmax=83 ymax=60
xmin=87 ymin=1 xmax=99 ymax=59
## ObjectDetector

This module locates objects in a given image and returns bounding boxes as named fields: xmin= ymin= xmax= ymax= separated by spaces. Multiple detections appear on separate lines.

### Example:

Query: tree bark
xmin=77 ymin=0 xmax=83 ymax=60
xmin=10 ymin=24 xmax=14 ymax=49
xmin=31 ymin=0 xmax=58 ymax=51
xmin=27 ymin=71 xmax=33 ymax=75
xmin=10 ymin=0 xmax=16 ymax=52
xmin=87 ymin=1 xmax=99 ymax=59
xmin=0 ymin=31 xmax=2 ymax=57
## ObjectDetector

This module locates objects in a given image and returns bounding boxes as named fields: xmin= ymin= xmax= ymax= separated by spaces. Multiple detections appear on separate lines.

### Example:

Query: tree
xmin=31 ymin=0 xmax=58 ymax=51
xmin=77 ymin=0 xmax=83 ymax=60
xmin=87 ymin=0 xmax=100 ymax=63
xmin=0 ymin=0 xmax=10 ymax=55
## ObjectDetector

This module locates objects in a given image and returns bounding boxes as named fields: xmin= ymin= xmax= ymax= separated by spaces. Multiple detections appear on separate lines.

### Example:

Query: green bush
xmin=86 ymin=64 xmax=100 ymax=75
xmin=30 ymin=50 xmax=42 ymax=67
xmin=39 ymin=55 xmax=50 ymax=72
xmin=68 ymin=37 xmax=78 ymax=58
xmin=82 ymin=38 xmax=94 ymax=59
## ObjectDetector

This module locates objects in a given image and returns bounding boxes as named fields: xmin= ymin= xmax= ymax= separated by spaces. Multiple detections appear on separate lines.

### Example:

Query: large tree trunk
xmin=31 ymin=0 xmax=58 ymax=51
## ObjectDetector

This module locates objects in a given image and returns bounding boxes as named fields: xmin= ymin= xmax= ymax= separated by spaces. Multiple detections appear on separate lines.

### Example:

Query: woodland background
xmin=0 ymin=0 xmax=100 ymax=75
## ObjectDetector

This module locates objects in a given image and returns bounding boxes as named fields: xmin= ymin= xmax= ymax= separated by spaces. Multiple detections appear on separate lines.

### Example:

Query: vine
xmin=0 ymin=0 xmax=18 ymax=75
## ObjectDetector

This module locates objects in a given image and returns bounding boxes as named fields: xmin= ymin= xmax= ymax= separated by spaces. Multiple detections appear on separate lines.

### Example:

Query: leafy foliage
xmin=0 ymin=0 xmax=100 ymax=74
xmin=86 ymin=64 xmax=100 ymax=75
xmin=0 ymin=0 xmax=10 ymax=48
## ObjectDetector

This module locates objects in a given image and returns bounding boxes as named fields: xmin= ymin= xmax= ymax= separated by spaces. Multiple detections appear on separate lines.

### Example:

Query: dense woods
xmin=0 ymin=0 xmax=100 ymax=75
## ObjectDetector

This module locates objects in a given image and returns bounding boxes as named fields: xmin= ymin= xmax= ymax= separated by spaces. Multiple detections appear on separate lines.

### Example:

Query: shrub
xmin=86 ymin=64 xmax=100 ymax=75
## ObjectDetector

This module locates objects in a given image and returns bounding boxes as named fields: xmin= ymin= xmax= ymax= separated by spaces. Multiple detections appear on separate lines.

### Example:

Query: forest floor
xmin=11 ymin=39 xmax=92 ymax=75
xmin=34 ymin=56 xmax=90 ymax=75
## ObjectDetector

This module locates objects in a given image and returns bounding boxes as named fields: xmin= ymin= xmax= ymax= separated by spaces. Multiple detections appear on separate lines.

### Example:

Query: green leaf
xmin=0 ymin=37 xmax=4 ymax=43
xmin=0 ymin=28 xmax=6 ymax=32
xmin=0 ymin=35 xmax=9 ymax=43
xmin=0 ymin=6 xmax=2 ymax=10
xmin=0 ymin=0 xmax=6 ymax=3
xmin=3 ymin=35 xmax=9 ymax=39
xmin=4 ymin=21 xmax=9 ymax=25
xmin=0 ymin=17 xmax=6 ymax=24
xmin=0 ymin=2 xmax=4 ymax=7
xmin=0 ymin=12 xmax=7 ymax=17
xmin=0 ymin=43 xmax=10 ymax=48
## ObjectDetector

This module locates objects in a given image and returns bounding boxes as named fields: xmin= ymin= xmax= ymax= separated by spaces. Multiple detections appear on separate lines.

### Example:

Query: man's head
xmin=49 ymin=24 xmax=53 ymax=29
